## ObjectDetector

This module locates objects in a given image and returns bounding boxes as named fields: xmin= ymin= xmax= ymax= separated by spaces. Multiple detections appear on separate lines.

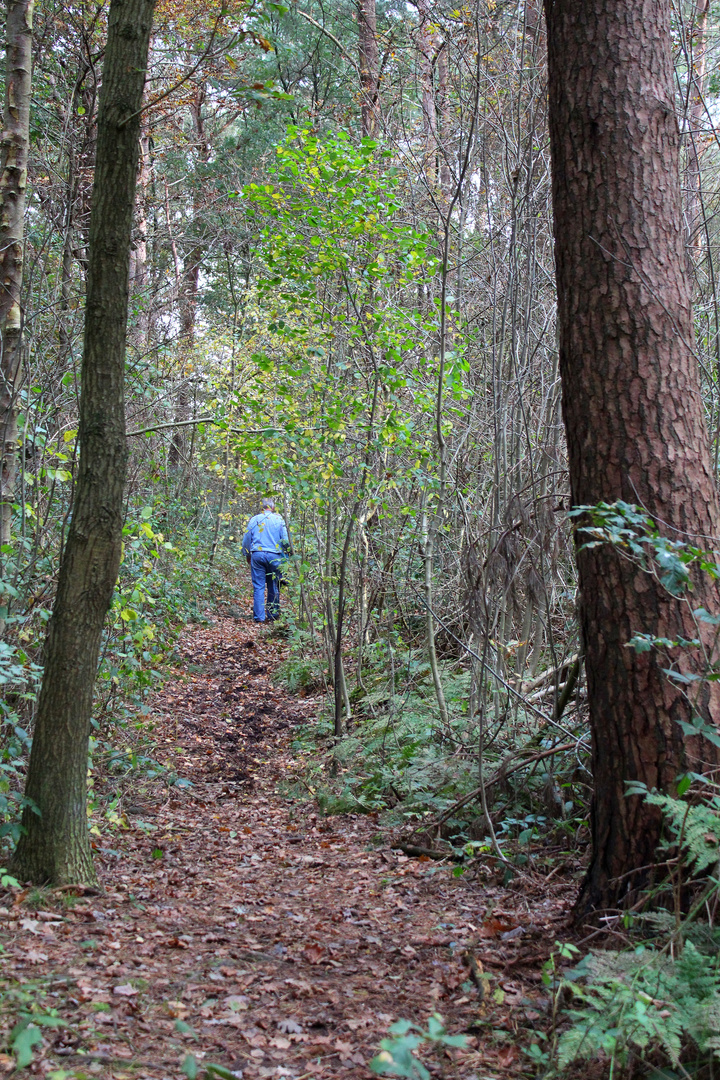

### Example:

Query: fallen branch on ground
xmin=396 ymin=842 xmax=460 ymax=861
xmin=517 ymin=654 xmax=579 ymax=695
xmin=408 ymin=740 xmax=578 ymax=838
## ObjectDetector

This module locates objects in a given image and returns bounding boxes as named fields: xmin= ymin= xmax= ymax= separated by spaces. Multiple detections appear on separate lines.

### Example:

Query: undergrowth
xmin=277 ymin=622 xmax=589 ymax=862
xmin=0 ymin=507 xmax=241 ymax=856
xmin=533 ymin=503 xmax=720 ymax=1079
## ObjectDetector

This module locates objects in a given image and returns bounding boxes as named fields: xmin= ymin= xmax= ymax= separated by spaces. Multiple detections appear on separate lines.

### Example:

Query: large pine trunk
xmin=544 ymin=0 xmax=720 ymax=913
xmin=11 ymin=0 xmax=155 ymax=884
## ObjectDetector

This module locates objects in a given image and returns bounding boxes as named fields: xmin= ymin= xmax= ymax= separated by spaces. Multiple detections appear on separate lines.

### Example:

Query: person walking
xmin=241 ymin=497 xmax=291 ymax=622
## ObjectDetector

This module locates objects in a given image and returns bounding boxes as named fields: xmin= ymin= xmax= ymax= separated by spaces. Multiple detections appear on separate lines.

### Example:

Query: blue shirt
xmin=242 ymin=511 xmax=289 ymax=556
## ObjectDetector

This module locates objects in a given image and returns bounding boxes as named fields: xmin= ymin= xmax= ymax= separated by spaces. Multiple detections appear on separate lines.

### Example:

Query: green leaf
xmin=387 ymin=1020 xmax=415 ymax=1036
xmin=369 ymin=1044 xmax=430 ymax=1079
xmin=30 ymin=1014 xmax=68 ymax=1028
xmin=206 ymin=1065 xmax=240 ymax=1079
xmin=182 ymin=1054 xmax=199 ymax=1079
xmin=692 ymin=607 xmax=720 ymax=625
xmin=12 ymin=1023 xmax=43 ymax=1068
xmin=662 ymin=668 xmax=701 ymax=684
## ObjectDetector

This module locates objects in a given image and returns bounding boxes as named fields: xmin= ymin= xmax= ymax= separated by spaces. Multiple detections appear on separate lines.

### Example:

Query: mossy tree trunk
xmin=11 ymin=0 xmax=155 ymax=885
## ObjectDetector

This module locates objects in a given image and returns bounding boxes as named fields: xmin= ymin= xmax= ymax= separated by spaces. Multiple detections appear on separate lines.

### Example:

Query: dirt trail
xmin=0 ymin=614 xmax=573 ymax=1079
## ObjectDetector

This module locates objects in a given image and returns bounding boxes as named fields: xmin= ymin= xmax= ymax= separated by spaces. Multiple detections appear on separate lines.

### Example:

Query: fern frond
xmin=644 ymin=790 xmax=720 ymax=875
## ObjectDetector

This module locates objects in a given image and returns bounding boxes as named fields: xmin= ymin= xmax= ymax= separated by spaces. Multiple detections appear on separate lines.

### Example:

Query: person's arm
xmin=280 ymin=520 xmax=291 ymax=556
xmin=241 ymin=519 xmax=254 ymax=564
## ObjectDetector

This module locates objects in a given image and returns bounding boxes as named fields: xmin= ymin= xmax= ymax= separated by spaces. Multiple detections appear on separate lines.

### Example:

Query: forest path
xmin=0 ymin=613 xmax=570 ymax=1080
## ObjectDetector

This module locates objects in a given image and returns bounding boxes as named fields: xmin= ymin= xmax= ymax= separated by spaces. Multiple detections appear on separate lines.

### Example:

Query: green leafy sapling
xmin=369 ymin=1013 xmax=467 ymax=1079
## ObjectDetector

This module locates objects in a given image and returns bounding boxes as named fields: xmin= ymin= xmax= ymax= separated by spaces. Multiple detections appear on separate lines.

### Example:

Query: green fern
xmin=643 ymin=789 xmax=720 ymax=875
xmin=558 ymin=942 xmax=720 ymax=1071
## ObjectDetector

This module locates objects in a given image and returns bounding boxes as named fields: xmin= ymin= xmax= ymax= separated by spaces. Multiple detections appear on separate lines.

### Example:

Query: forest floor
xmin=0 ymin=603 xmax=578 ymax=1080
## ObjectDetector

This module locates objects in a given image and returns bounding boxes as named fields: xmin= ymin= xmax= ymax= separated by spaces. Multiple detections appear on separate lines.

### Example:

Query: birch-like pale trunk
xmin=686 ymin=0 xmax=709 ymax=260
xmin=0 ymin=0 xmax=33 ymax=630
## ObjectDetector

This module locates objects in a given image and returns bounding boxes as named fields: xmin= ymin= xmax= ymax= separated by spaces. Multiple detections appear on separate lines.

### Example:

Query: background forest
xmin=3 ymin=0 xmax=720 ymax=861
xmin=4 ymin=0 xmax=720 ymax=1075
xmin=1 ymin=0 xmax=583 ymax=852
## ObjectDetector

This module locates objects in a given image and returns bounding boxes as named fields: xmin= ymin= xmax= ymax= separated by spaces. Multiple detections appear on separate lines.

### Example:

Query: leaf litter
xmin=0 ymin=606 xmax=577 ymax=1079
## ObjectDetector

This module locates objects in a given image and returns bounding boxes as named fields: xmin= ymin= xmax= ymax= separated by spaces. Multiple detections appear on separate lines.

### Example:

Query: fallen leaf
xmin=477 ymin=917 xmax=515 ymax=938
xmin=277 ymin=1018 xmax=303 ymax=1034
xmin=113 ymin=984 xmax=138 ymax=997
xmin=302 ymin=943 xmax=325 ymax=964
xmin=225 ymin=995 xmax=250 ymax=1012
xmin=498 ymin=1045 xmax=518 ymax=1067
xmin=167 ymin=935 xmax=190 ymax=949
xmin=500 ymin=926 xmax=524 ymax=941
xmin=20 ymin=919 xmax=44 ymax=935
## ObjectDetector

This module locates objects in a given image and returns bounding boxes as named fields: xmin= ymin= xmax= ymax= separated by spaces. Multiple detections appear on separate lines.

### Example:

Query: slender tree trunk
xmin=415 ymin=0 xmax=438 ymax=184
xmin=168 ymin=253 xmax=199 ymax=468
xmin=685 ymin=0 xmax=709 ymax=260
xmin=0 ymin=0 xmax=33 ymax=631
xmin=12 ymin=0 xmax=155 ymax=885
xmin=169 ymin=84 xmax=207 ymax=470
xmin=334 ymin=510 xmax=357 ymax=737
xmin=421 ymin=496 xmax=450 ymax=731
xmin=544 ymin=0 xmax=720 ymax=914
xmin=209 ymin=350 xmax=235 ymax=566
xmin=436 ymin=41 xmax=452 ymax=197
xmin=128 ymin=130 xmax=151 ymax=343
xmin=57 ymin=136 xmax=77 ymax=368
xmin=357 ymin=0 xmax=380 ymax=138
xmin=332 ymin=373 xmax=380 ymax=738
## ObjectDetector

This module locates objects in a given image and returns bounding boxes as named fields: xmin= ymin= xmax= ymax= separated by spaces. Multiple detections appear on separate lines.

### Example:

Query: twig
xmin=55 ymin=1050 xmax=172 ymax=1067
xmin=127 ymin=418 xmax=278 ymax=437
xmin=119 ymin=15 xmax=227 ymax=128
xmin=412 ymin=586 xmax=578 ymax=741
xmin=411 ymin=741 xmax=577 ymax=835
xmin=126 ymin=417 xmax=325 ymax=438
xmin=296 ymin=10 xmax=360 ymax=72
xmin=52 ymin=883 xmax=103 ymax=896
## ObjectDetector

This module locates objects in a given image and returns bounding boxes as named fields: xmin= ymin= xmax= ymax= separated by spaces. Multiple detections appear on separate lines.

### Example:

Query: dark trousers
xmin=250 ymin=552 xmax=285 ymax=621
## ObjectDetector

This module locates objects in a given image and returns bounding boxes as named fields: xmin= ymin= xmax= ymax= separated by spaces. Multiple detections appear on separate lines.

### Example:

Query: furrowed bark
xmin=544 ymin=0 xmax=720 ymax=915
xmin=12 ymin=0 xmax=155 ymax=885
